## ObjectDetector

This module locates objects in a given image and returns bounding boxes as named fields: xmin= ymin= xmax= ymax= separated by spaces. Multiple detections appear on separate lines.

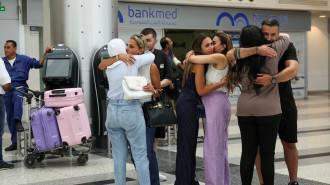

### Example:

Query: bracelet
xmin=238 ymin=48 xmax=241 ymax=59
xmin=116 ymin=55 xmax=119 ymax=60
xmin=256 ymin=46 xmax=258 ymax=54
xmin=234 ymin=48 xmax=238 ymax=60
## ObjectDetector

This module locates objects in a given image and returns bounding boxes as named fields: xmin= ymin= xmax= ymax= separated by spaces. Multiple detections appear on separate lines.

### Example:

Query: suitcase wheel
xmin=55 ymin=109 xmax=60 ymax=115
xmin=24 ymin=155 xmax=37 ymax=169
xmin=81 ymin=137 xmax=87 ymax=144
xmin=62 ymin=142 xmax=69 ymax=150
xmin=87 ymin=136 xmax=96 ymax=143
xmin=27 ymin=148 xmax=34 ymax=153
xmin=74 ymin=105 xmax=80 ymax=111
xmin=77 ymin=154 xmax=88 ymax=166
xmin=36 ymin=153 xmax=46 ymax=162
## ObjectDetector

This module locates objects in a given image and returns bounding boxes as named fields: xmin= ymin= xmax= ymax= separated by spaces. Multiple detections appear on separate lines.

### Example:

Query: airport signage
xmin=0 ymin=2 xmax=5 ymax=12
xmin=0 ymin=1 xmax=18 ymax=19
xmin=118 ymin=2 xmax=310 ymax=31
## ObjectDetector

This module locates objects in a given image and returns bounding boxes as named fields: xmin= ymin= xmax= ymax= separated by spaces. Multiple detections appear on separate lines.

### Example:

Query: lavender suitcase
xmin=44 ymin=88 xmax=83 ymax=108
xmin=55 ymin=103 xmax=91 ymax=146
xmin=30 ymin=107 xmax=62 ymax=151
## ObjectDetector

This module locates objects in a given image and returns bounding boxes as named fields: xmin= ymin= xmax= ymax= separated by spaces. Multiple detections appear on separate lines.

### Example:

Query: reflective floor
xmin=1 ymin=92 xmax=330 ymax=185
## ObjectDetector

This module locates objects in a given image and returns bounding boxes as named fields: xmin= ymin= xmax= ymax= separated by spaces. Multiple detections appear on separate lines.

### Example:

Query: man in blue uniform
xmin=3 ymin=40 xmax=53 ymax=151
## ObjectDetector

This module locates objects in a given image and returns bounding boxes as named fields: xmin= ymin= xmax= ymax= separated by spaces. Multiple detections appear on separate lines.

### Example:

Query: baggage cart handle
xmin=14 ymin=88 xmax=34 ymax=101
xmin=21 ymin=86 xmax=42 ymax=98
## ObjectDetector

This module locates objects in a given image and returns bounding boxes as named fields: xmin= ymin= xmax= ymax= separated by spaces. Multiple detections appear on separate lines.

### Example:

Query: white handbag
xmin=122 ymin=66 xmax=152 ymax=100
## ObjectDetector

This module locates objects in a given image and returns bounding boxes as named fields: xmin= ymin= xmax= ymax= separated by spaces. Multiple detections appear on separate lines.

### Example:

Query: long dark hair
xmin=236 ymin=25 xmax=269 ymax=94
xmin=182 ymin=33 xmax=210 ymax=87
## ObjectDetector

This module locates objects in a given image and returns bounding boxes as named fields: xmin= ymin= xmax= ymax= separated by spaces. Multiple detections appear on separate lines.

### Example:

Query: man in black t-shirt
xmin=226 ymin=18 xmax=299 ymax=185
xmin=254 ymin=19 xmax=299 ymax=185
xmin=140 ymin=28 xmax=173 ymax=184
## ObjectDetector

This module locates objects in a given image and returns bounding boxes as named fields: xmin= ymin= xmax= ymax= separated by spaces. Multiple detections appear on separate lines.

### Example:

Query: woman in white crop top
xmin=186 ymin=32 xmax=235 ymax=185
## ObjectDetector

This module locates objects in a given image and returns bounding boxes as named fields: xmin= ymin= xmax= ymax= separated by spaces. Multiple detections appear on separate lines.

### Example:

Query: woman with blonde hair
xmin=99 ymin=34 xmax=159 ymax=185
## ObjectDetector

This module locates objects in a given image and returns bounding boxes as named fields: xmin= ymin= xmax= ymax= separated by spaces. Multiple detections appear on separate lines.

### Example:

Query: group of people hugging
xmin=100 ymin=18 xmax=298 ymax=185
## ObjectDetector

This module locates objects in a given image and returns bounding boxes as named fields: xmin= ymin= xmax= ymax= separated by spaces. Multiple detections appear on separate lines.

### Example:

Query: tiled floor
xmin=1 ymin=92 xmax=330 ymax=185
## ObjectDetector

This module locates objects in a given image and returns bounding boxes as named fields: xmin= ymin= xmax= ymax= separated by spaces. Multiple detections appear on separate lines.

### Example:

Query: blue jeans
xmin=0 ymin=96 xmax=6 ymax=164
xmin=105 ymin=99 xmax=150 ymax=185
xmin=131 ymin=123 xmax=160 ymax=185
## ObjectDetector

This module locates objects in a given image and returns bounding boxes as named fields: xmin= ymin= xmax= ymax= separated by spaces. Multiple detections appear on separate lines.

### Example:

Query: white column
xmin=49 ymin=0 xmax=118 ymax=122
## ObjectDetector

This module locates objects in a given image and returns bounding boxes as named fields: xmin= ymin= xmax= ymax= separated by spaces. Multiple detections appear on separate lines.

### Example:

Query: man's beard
xmin=266 ymin=40 xmax=273 ymax=44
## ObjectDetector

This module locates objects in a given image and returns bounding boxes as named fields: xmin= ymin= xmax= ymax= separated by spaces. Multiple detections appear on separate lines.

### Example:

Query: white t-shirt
xmin=0 ymin=58 xmax=11 ymax=94
xmin=8 ymin=57 xmax=16 ymax=66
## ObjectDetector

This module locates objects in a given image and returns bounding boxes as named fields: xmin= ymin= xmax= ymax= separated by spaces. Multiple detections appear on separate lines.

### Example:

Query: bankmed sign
xmin=118 ymin=3 xmax=310 ymax=31
xmin=119 ymin=4 xmax=178 ymax=26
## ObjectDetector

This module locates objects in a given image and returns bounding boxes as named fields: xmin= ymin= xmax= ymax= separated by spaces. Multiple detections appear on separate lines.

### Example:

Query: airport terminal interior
xmin=1 ymin=0 xmax=330 ymax=185
xmin=1 ymin=92 xmax=330 ymax=185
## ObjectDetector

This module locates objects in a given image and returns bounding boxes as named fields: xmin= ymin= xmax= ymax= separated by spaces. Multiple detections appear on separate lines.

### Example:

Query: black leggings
xmin=238 ymin=114 xmax=281 ymax=185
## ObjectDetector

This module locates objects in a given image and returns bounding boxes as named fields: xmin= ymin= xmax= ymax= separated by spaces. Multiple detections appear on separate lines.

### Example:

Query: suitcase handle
xmin=51 ymin=90 xmax=65 ymax=94
xmin=49 ymin=94 xmax=66 ymax=97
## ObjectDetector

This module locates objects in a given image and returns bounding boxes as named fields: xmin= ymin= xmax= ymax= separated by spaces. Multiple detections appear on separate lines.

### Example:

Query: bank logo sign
xmin=118 ymin=10 xmax=124 ymax=23
xmin=117 ymin=3 xmax=309 ymax=31
xmin=120 ymin=5 xmax=177 ymax=26
xmin=0 ymin=2 xmax=5 ymax=12
xmin=216 ymin=12 xmax=249 ymax=27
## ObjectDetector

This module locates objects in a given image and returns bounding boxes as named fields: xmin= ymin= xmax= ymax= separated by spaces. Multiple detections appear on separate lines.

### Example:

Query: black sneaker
xmin=5 ymin=143 xmax=17 ymax=151
xmin=0 ymin=162 xmax=14 ymax=170
xmin=288 ymin=182 xmax=299 ymax=185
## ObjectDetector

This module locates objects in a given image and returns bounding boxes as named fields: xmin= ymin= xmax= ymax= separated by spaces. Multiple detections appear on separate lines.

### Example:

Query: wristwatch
xmin=271 ymin=75 xmax=277 ymax=84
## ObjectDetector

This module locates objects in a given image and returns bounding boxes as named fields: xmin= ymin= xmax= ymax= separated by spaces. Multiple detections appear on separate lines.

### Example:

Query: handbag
xmin=142 ymin=96 xmax=177 ymax=127
xmin=122 ymin=66 xmax=152 ymax=100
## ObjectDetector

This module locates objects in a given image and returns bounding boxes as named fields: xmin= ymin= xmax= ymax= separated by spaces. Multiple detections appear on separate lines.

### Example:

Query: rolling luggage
xmin=30 ymin=106 xmax=62 ymax=152
xmin=55 ymin=103 xmax=91 ymax=147
xmin=44 ymin=88 xmax=83 ymax=108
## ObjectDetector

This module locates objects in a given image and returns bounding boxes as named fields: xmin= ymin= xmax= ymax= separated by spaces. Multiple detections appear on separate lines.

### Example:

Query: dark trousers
xmin=3 ymin=89 xmax=26 ymax=144
xmin=175 ymin=100 xmax=200 ymax=185
xmin=146 ymin=127 xmax=160 ymax=185
xmin=238 ymin=114 xmax=281 ymax=185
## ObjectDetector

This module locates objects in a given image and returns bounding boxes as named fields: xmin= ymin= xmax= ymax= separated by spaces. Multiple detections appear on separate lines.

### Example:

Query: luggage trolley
xmin=17 ymin=87 xmax=94 ymax=168
xmin=17 ymin=44 xmax=95 ymax=168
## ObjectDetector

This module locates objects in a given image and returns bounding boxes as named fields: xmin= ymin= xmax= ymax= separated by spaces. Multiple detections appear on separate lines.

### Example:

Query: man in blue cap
xmin=3 ymin=40 xmax=53 ymax=151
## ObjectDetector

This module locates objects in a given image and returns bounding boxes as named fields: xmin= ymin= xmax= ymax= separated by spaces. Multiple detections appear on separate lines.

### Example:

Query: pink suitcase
xmin=44 ymin=88 xmax=83 ymax=108
xmin=55 ymin=103 xmax=91 ymax=146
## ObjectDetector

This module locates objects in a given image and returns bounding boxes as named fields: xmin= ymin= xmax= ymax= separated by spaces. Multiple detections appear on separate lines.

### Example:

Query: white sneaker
xmin=159 ymin=173 xmax=167 ymax=181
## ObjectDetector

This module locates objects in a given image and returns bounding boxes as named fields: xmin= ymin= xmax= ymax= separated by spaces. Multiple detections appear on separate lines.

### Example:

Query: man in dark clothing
xmin=255 ymin=19 xmax=299 ymax=185
xmin=140 ymin=28 xmax=173 ymax=184
xmin=226 ymin=18 xmax=299 ymax=185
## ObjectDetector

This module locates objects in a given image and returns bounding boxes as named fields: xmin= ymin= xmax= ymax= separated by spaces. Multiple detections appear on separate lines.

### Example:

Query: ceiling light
xmin=319 ymin=15 xmax=326 ymax=18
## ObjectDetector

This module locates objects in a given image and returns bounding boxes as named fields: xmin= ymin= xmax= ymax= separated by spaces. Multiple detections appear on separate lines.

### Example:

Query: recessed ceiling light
xmin=319 ymin=15 xmax=326 ymax=18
